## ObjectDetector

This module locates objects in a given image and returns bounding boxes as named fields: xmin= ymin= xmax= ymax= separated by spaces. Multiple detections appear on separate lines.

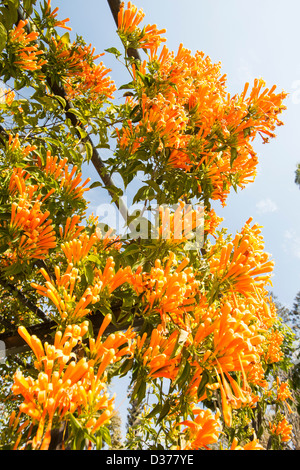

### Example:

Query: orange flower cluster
xmin=131 ymin=252 xmax=200 ymax=329
xmin=186 ymin=299 xmax=265 ymax=426
xmin=6 ymin=133 xmax=37 ymax=160
xmin=140 ymin=92 xmax=188 ymax=151
xmin=8 ymin=20 xmax=46 ymax=71
xmin=94 ymin=257 xmax=132 ymax=295
xmin=275 ymin=378 xmax=294 ymax=414
xmin=269 ymin=417 xmax=293 ymax=443
xmin=32 ymin=256 xmax=131 ymax=322
xmin=204 ymin=208 xmax=223 ymax=237
xmin=0 ymin=167 xmax=56 ymax=266
xmin=32 ymin=263 xmax=101 ymax=321
xmin=50 ymin=38 xmax=116 ymax=103
xmin=46 ymin=1 xmax=72 ymax=31
xmin=118 ymin=2 xmax=166 ymax=51
xmin=0 ymin=87 xmax=15 ymax=106
xmin=61 ymin=232 xmax=98 ymax=265
xmin=208 ymin=218 xmax=274 ymax=297
xmin=276 ymin=378 xmax=293 ymax=403
xmin=41 ymin=152 xmax=91 ymax=200
xmin=88 ymin=313 xmax=136 ymax=367
xmin=95 ymin=226 xmax=122 ymax=252
xmin=180 ymin=407 xmax=222 ymax=450
xmin=11 ymin=317 xmax=134 ymax=449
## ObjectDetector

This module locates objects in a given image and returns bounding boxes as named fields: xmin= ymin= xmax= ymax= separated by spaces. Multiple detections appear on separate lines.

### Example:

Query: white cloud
xmin=237 ymin=59 xmax=256 ymax=85
xmin=284 ymin=230 xmax=300 ymax=259
xmin=255 ymin=198 xmax=278 ymax=214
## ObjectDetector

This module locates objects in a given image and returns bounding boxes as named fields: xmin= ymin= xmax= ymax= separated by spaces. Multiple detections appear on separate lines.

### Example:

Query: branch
xmin=0 ymin=274 xmax=50 ymax=323
xmin=0 ymin=314 xmax=144 ymax=357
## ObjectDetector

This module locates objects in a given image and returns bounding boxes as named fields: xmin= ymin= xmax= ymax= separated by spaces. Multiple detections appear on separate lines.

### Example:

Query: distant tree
xmin=125 ymin=382 xmax=144 ymax=449
xmin=269 ymin=291 xmax=300 ymax=449
xmin=295 ymin=163 xmax=300 ymax=187
xmin=107 ymin=411 xmax=123 ymax=449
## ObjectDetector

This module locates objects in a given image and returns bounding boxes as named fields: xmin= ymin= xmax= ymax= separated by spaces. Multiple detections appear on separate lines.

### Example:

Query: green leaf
xmin=69 ymin=413 xmax=82 ymax=432
xmin=197 ymin=370 xmax=209 ymax=399
xmin=230 ymin=147 xmax=238 ymax=167
xmin=145 ymin=179 xmax=161 ymax=194
xmin=123 ymin=243 xmax=140 ymax=257
xmin=67 ymin=108 xmax=83 ymax=120
xmin=0 ymin=23 xmax=7 ymax=53
xmin=0 ymin=1 xmax=18 ymax=29
xmin=119 ymin=81 xmax=135 ymax=90
xmin=84 ymin=263 xmax=94 ymax=285
xmin=136 ymin=380 xmax=146 ymax=405
xmin=132 ymin=185 xmax=151 ymax=204
xmin=119 ymin=357 xmax=134 ymax=377
xmin=60 ymin=32 xmax=70 ymax=45
xmin=85 ymin=141 xmax=93 ymax=161
xmin=176 ymin=360 xmax=190 ymax=387
xmin=104 ymin=47 xmax=121 ymax=58
xmin=157 ymin=400 xmax=170 ymax=423
xmin=89 ymin=181 xmax=102 ymax=189
xmin=145 ymin=402 xmax=162 ymax=420
xmin=53 ymin=94 xmax=66 ymax=109
xmin=87 ymin=253 xmax=100 ymax=263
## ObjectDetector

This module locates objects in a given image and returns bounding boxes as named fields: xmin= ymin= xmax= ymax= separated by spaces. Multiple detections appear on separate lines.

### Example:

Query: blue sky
xmin=55 ymin=0 xmax=300 ymax=310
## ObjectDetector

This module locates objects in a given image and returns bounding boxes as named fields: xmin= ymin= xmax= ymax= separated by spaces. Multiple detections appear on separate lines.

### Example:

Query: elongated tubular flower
xmin=157 ymin=201 xmax=204 ymax=244
xmin=230 ymin=437 xmax=264 ymax=450
xmin=140 ymin=92 xmax=188 ymax=150
xmin=0 ymin=87 xmax=15 ymax=106
xmin=94 ymin=257 xmax=132 ymax=294
xmin=32 ymin=256 xmax=132 ymax=322
xmin=136 ymin=324 xmax=181 ymax=380
xmin=275 ymin=378 xmax=294 ymax=414
xmin=60 ymin=163 xmax=91 ymax=200
xmin=59 ymin=214 xmax=85 ymax=240
xmin=133 ymin=41 xmax=286 ymax=206
xmin=276 ymin=378 xmax=294 ymax=403
xmin=180 ymin=408 xmax=222 ymax=450
xmin=32 ymin=264 xmax=101 ymax=321
xmin=9 ymin=20 xmax=46 ymax=71
xmin=8 ymin=167 xmax=31 ymax=196
xmin=88 ymin=313 xmax=136 ymax=368
xmin=6 ymin=134 xmax=37 ymax=161
xmin=264 ymin=329 xmax=284 ymax=363
xmin=95 ymin=226 xmax=122 ymax=251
